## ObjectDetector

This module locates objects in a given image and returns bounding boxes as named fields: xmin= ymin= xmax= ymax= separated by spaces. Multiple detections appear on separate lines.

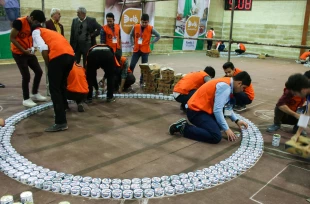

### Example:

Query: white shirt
xmin=32 ymin=29 xmax=48 ymax=52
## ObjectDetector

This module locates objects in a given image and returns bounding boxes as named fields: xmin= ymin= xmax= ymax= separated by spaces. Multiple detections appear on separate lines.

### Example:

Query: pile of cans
xmin=0 ymin=104 xmax=263 ymax=200
xmin=97 ymin=93 xmax=175 ymax=101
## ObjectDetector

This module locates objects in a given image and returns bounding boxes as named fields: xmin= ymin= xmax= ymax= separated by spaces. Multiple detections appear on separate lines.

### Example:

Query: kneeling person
xmin=66 ymin=62 xmax=89 ymax=112
xmin=169 ymin=71 xmax=251 ymax=144
xmin=115 ymin=56 xmax=136 ymax=93
xmin=173 ymin=66 xmax=215 ymax=111
xmin=223 ymin=62 xmax=255 ymax=111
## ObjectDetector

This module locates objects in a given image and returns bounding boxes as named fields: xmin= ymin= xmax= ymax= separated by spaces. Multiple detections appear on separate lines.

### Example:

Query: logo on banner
xmin=121 ymin=8 xmax=142 ymax=35
xmin=185 ymin=16 xmax=200 ymax=37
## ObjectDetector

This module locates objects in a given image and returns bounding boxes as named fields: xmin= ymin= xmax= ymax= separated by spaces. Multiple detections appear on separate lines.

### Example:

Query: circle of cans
xmin=0 ymin=94 xmax=264 ymax=199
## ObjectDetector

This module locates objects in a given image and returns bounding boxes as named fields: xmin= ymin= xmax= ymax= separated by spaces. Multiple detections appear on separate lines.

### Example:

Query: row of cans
xmin=0 ymin=104 xmax=264 ymax=199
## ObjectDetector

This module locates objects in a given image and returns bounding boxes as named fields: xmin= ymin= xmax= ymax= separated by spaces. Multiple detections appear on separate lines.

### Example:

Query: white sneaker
xmin=31 ymin=93 xmax=47 ymax=102
xmin=23 ymin=99 xmax=37 ymax=107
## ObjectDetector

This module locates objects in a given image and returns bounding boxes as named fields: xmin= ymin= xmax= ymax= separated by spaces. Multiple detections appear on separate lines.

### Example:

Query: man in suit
xmin=70 ymin=6 xmax=101 ymax=67
xmin=45 ymin=8 xmax=64 ymax=36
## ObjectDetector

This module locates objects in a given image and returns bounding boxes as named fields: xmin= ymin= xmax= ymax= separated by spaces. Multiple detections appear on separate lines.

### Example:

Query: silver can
xmin=43 ymin=181 xmax=53 ymax=191
xmin=122 ymin=190 xmax=133 ymax=199
xmin=164 ymin=186 xmax=175 ymax=196
xmin=90 ymin=188 xmax=101 ymax=198
xmin=154 ymin=187 xmax=165 ymax=197
xmin=70 ymin=186 xmax=81 ymax=196
xmin=20 ymin=191 xmax=33 ymax=204
xmin=144 ymin=189 xmax=154 ymax=198
xmin=82 ymin=176 xmax=92 ymax=183
xmin=101 ymin=178 xmax=111 ymax=185
xmin=272 ymin=134 xmax=281 ymax=147
xmin=175 ymin=185 xmax=185 ymax=194
xmin=81 ymin=187 xmax=91 ymax=197
xmin=111 ymin=189 xmax=122 ymax=199
xmin=61 ymin=185 xmax=71 ymax=195
xmin=51 ymin=183 xmax=61 ymax=193
xmin=20 ymin=174 xmax=30 ymax=184
xmin=34 ymin=179 xmax=44 ymax=189
xmin=133 ymin=189 xmax=143 ymax=199
xmin=0 ymin=195 xmax=14 ymax=204
xmin=27 ymin=177 xmax=38 ymax=186
xmin=101 ymin=189 xmax=112 ymax=199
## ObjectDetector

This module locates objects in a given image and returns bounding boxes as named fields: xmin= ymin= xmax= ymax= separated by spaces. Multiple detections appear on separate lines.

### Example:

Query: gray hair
xmin=50 ymin=8 xmax=60 ymax=17
xmin=77 ymin=7 xmax=87 ymax=14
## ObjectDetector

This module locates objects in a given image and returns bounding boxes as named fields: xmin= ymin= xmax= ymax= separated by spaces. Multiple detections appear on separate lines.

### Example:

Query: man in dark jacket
xmin=45 ymin=8 xmax=64 ymax=36
xmin=70 ymin=6 xmax=101 ymax=67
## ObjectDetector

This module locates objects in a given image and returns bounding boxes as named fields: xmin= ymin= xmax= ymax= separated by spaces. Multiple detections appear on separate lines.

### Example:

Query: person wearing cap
xmin=267 ymin=71 xmax=310 ymax=136
xmin=129 ymin=13 xmax=160 ymax=85
xmin=10 ymin=10 xmax=47 ymax=108
xmin=86 ymin=44 xmax=120 ymax=103
xmin=222 ymin=62 xmax=255 ymax=111
xmin=235 ymin=43 xmax=246 ymax=55
xmin=169 ymin=71 xmax=251 ymax=144
xmin=173 ymin=66 xmax=216 ymax=112
xmin=205 ymin=28 xmax=215 ymax=50
xmin=100 ymin=12 xmax=122 ymax=60
xmin=30 ymin=10 xmax=75 ymax=132
xmin=45 ymin=8 xmax=64 ymax=36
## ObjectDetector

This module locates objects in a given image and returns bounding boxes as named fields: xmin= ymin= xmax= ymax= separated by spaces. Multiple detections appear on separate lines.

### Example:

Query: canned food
xmin=72 ymin=175 xmax=82 ymax=182
xmin=131 ymin=178 xmax=141 ymax=184
xmin=34 ymin=179 xmax=44 ymax=189
xmin=27 ymin=177 xmax=38 ymax=186
xmin=234 ymin=131 xmax=241 ymax=137
xmin=111 ymin=189 xmax=122 ymax=199
xmin=151 ymin=182 xmax=161 ymax=189
xmin=141 ymin=177 xmax=151 ymax=184
xmin=133 ymin=189 xmax=143 ymax=199
xmin=0 ymin=195 xmax=14 ymax=204
xmin=151 ymin=177 xmax=161 ymax=183
xmin=51 ymin=183 xmax=61 ymax=193
xmin=164 ymin=186 xmax=175 ymax=196
xmin=61 ymin=185 xmax=71 ymax=195
xmin=20 ymin=174 xmax=30 ymax=184
xmin=144 ymin=189 xmax=154 ymax=198
xmin=20 ymin=191 xmax=33 ymax=204
xmin=43 ymin=181 xmax=53 ymax=191
xmin=58 ymin=202 xmax=70 ymax=204
xmin=154 ymin=187 xmax=165 ymax=197
xmin=101 ymin=178 xmax=111 ymax=185
xmin=82 ymin=176 xmax=92 ymax=183
xmin=175 ymin=185 xmax=185 ymax=194
xmin=122 ymin=190 xmax=133 ymax=199
xmin=81 ymin=187 xmax=91 ymax=197
xmin=71 ymin=186 xmax=81 ymax=196
xmin=101 ymin=189 xmax=112 ymax=199
xmin=272 ymin=134 xmax=281 ymax=147
xmin=90 ymin=188 xmax=101 ymax=198
xmin=121 ymin=184 xmax=131 ymax=190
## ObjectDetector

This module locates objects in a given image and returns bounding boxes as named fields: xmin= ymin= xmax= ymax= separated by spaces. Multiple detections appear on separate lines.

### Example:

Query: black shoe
xmin=106 ymin=97 xmax=116 ymax=103
xmin=45 ymin=123 xmax=68 ymax=132
xmin=0 ymin=83 xmax=5 ymax=88
xmin=169 ymin=118 xmax=187 ymax=135
xmin=233 ymin=105 xmax=246 ymax=112
xmin=77 ymin=104 xmax=84 ymax=112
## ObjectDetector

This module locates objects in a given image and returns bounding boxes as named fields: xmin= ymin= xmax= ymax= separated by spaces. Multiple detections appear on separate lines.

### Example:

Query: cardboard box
xmin=206 ymin=50 xmax=219 ymax=58
xmin=285 ymin=136 xmax=310 ymax=159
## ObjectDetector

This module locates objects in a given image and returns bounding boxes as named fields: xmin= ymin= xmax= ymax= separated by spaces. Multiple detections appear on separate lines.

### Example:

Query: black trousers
xmin=74 ymin=42 xmax=91 ymax=68
xmin=207 ymin=40 xmax=213 ymax=50
xmin=175 ymin=89 xmax=197 ymax=109
xmin=86 ymin=49 xmax=115 ymax=99
xmin=234 ymin=92 xmax=252 ymax=106
xmin=235 ymin=49 xmax=245 ymax=54
xmin=66 ymin=91 xmax=87 ymax=104
xmin=274 ymin=106 xmax=306 ymax=125
xmin=48 ymin=54 xmax=75 ymax=124
xmin=13 ymin=53 xmax=43 ymax=100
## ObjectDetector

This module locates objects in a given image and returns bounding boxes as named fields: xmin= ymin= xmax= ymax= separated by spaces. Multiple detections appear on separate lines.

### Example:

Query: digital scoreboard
xmin=225 ymin=0 xmax=253 ymax=11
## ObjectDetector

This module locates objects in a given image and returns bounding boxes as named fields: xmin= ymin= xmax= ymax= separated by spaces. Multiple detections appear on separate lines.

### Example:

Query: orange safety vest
xmin=281 ymin=88 xmax=306 ymax=112
xmin=133 ymin=24 xmax=153 ymax=53
xmin=11 ymin=17 xmax=33 ymax=54
xmin=103 ymin=24 xmax=121 ymax=53
xmin=188 ymin=77 xmax=231 ymax=114
xmin=119 ymin=56 xmax=132 ymax=73
xmin=239 ymin=43 xmax=246 ymax=51
xmin=67 ymin=63 xmax=89 ymax=94
xmin=206 ymin=30 xmax=214 ymax=38
xmin=173 ymin=71 xmax=208 ymax=95
xmin=300 ymin=51 xmax=310 ymax=60
xmin=87 ymin=44 xmax=120 ymax=67
xmin=233 ymin=68 xmax=254 ymax=100
xmin=39 ymin=28 xmax=74 ymax=60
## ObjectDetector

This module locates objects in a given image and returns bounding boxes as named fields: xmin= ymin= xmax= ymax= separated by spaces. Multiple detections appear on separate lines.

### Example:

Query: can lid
xmin=59 ymin=202 xmax=70 ymax=204
xmin=0 ymin=195 xmax=13 ymax=201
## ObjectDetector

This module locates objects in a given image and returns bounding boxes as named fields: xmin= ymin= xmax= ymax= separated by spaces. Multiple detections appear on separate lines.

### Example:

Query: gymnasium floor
xmin=0 ymin=52 xmax=309 ymax=204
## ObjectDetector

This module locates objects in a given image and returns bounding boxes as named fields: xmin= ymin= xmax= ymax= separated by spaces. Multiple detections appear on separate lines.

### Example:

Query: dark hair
xmin=204 ymin=66 xmax=215 ymax=78
xmin=30 ymin=10 xmax=46 ymax=23
xmin=223 ymin=62 xmax=235 ymax=70
xmin=285 ymin=73 xmax=310 ymax=92
xmin=106 ymin=12 xmax=114 ymax=20
xmin=141 ymin=14 xmax=149 ymax=21
xmin=210 ymin=28 xmax=214 ymax=30
xmin=304 ymin=70 xmax=310 ymax=79
xmin=233 ymin=71 xmax=251 ymax=86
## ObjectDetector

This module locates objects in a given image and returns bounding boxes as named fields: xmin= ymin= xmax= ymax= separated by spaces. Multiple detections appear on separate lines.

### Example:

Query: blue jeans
xmin=129 ymin=51 xmax=149 ymax=83
xmin=5 ymin=8 xmax=19 ymax=22
xmin=175 ymin=89 xmax=196 ymax=109
xmin=183 ymin=108 xmax=222 ymax=144
xmin=234 ymin=92 xmax=252 ymax=106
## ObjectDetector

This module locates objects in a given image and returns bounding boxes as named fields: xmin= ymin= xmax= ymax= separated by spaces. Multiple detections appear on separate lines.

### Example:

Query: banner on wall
xmin=105 ymin=0 xmax=155 ymax=52
xmin=173 ymin=0 xmax=210 ymax=50
xmin=0 ymin=0 xmax=20 ymax=59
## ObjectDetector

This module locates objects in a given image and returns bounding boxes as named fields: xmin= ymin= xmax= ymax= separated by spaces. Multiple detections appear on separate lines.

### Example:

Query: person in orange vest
xmin=65 ymin=62 xmax=89 ymax=112
xmin=266 ymin=71 xmax=310 ymax=135
xmin=223 ymin=62 xmax=255 ymax=111
xmin=298 ymin=50 xmax=310 ymax=64
xmin=10 ymin=10 xmax=47 ymax=108
xmin=235 ymin=43 xmax=246 ymax=54
xmin=173 ymin=66 xmax=215 ymax=112
xmin=169 ymin=71 xmax=251 ymax=144
xmin=100 ymin=12 xmax=122 ymax=60
xmin=129 ymin=13 xmax=161 ymax=85
xmin=30 ymin=10 xmax=75 ymax=132
xmin=115 ymin=56 xmax=136 ymax=93
xmin=205 ymin=28 xmax=215 ymax=50
xmin=86 ymin=44 xmax=120 ymax=103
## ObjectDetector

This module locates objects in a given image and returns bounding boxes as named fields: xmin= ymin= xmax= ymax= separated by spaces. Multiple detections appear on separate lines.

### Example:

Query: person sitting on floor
xmin=297 ymin=50 xmax=310 ymax=64
xmin=267 ymin=71 xmax=310 ymax=135
xmin=169 ymin=71 xmax=251 ymax=144
xmin=223 ymin=62 xmax=255 ymax=111
xmin=216 ymin=41 xmax=225 ymax=52
xmin=173 ymin=66 xmax=215 ymax=112
xmin=65 ymin=62 xmax=89 ymax=112
xmin=284 ymin=73 xmax=310 ymax=149
xmin=235 ymin=43 xmax=246 ymax=55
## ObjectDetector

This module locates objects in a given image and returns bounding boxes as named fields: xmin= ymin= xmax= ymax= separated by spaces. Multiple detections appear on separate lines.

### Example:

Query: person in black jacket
xmin=70 ymin=6 xmax=101 ymax=67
